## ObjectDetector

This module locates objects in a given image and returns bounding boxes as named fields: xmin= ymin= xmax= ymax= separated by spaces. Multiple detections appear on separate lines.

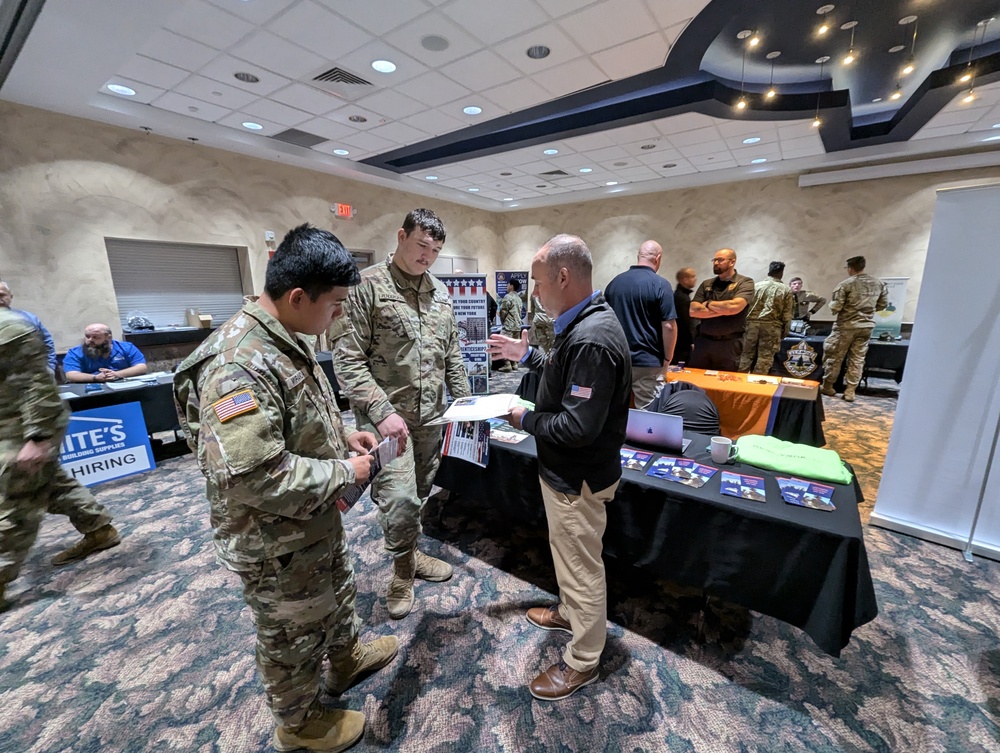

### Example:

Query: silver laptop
xmin=625 ymin=409 xmax=691 ymax=453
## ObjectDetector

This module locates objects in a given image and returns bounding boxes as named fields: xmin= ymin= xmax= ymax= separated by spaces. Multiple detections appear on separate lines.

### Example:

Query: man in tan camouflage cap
xmin=335 ymin=209 xmax=470 ymax=620
xmin=174 ymin=225 xmax=398 ymax=753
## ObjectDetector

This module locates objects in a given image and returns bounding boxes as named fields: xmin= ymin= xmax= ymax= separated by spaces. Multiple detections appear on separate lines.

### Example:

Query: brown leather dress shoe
xmin=529 ymin=661 xmax=599 ymax=701
xmin=525 ymin=605 xmax=572 ymax=634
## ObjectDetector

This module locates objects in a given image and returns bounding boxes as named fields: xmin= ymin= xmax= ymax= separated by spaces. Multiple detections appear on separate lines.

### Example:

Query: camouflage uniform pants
xmin=531 ymin=318 xmax=556 ymax=353
xmin=366 ymin=422 xmax=443 ymax=559
xmin=739 ymin=321 xmax=784 ymax=374
xmin=823 ymin=326 xmax=872 ymax=392
xmin=235 ymin=528 xmax=360 ymax=729
xmin=0 ymin=452 xmax=112 ymax=588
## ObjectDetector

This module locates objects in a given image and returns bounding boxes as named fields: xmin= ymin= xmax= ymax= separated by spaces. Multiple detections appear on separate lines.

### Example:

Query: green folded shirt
xmin=734 ymin=434 xmax=853 ymax=486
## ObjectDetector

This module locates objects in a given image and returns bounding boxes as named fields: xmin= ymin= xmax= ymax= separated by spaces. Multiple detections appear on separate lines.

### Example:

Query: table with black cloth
xmin=436 ymin=434 xmax=877 ymax=657
xmin=774 ymin=336 xmax=908 ymax=386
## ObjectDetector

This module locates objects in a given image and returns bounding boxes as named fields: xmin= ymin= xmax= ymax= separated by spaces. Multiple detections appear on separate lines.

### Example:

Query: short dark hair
xmin=508 ymin=277 xmax=521 ymax=292
xmin=768 ymin=261 xmax=785 ymax=277
xmin=847 ymin=255 xmax=866 ymax=272
xmin=402 ymin=208 xmax=446 ymax=242
xmin=790 ymin=276 xmax=802 ymax=284
xmin=264 ymin=224 xmax=360 ymax=301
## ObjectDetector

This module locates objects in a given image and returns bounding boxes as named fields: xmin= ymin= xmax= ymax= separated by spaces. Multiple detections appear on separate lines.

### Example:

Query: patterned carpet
xmin=2 ymin=372 xmax=1000 ymax=752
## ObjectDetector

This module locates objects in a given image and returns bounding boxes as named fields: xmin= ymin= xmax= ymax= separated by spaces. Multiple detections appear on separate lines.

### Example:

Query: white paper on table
xmin=426 ymin=394 xmax=528 ymax=424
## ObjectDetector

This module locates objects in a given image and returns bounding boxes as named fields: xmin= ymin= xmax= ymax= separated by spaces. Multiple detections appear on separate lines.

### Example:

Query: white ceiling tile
xmin=721 ymin=131 xmax=779 ymax=151
xmin=779 ymin=134 xmax=824 ymax=153
xmin=780 ymin=147 xmax=825 ymax=160
xmin=653 ymin=158 xmax=696 ymax=174
xmin=483 ymin=78 xmax=554 ymax=112
xmin=533 ymin=58 xmax=609 ymax=98
xmin=140 ymin=30 xmax=218 ymax=72
xmin=634 ymin=146 xmax=683 ymax=164
xmin=399 ymin=71 xmax=473 ymax=109
xmin=325 ymin=105 xmax=384 ymax=130
xmin=558 ymin=0 xmax=656 ymax=55
xmin=911 ymin=124 xmax=971 ymax=141
xmin=732 ymin=147 xmax=782 ymax=165
xmin=340 ymin=131 xmax=399 ymax=152
xmin=367 ymin=121 xmax=429 ymax=144
xmin=461 ymin=155 xmax=514 ymax=172
xmin=269 ymin=2 xmax=372 ymax=59
xmin=547 ymin=152 xmax=594 ymax=169
xmin=493 ymin=25 xmax=585 ymax=74
xmin=548 ymin=176 xmax=593 ymax=188
xmin=229 ymin=31 xmax=328 ymax=80
xmin=564 ymin=130 xmax=618 ymax=151
xmin=691 ymin=156 xmax=738 ymax=170
xmin=778 ymin=121 xmax=821 ymax=140
xmin=605 ymin=121 xmax=662 ymax=144
xmin=437 ymin=177 xmax=472 ymax=189
xmin=174 ymin=74 xmax=258 ymax=110
xmin=296 ymin=117 xmax=358 ymax=141
xmin=443 ymin=0 xmax=551 ymax=45
xmin=715 ymin=119 xmax=777 ymax=138
xmin=678 ymin=139 xmax=729 ymax=158
xmin=440 ymin=51 xmax=522 ymax=91
xmin=205 ymin=0 xmax=298 ymax=25
xmin=616 ymin=165 xmax=659 ymax=181
xmin=509 ymin=174 xmax=550 ymax=187
xmin=164 ymin=0 xmax=256 ymax=49
xmin=337 ymin=41 xmax=430 ymax=85
xmin=400 ymin=109 xmax=466 ymax=137
xmin=493 ymin=150 xmax=547 ymax=167
xmin=645 ymin=0 xmax=711 ymax=29
xmin=621 ymin=139 xmax=671 ymax=157
xmin=597 ymin=157 xmax=640 ymax=171
xmin=100 ymin=78 xmax=166 ymax=105
xmin=199 ymin=54 xmax=291 ymax=95
xmin=431 ymin=164 xmax=479 ymax=178
xmin=216 ymin=112 xmax=286 ymax=135
xmin=667 ymin=126 xmax=722 ymax=147
xmin=356 ymin=89 xmax=427 ymax=119
xmin=317 ymin=0 xmax=430 ymax=36
xmin=653 ymin=112 xmax=723 ymax=135
xmin=515 ymin=159 xmax=561 ymax=174
xmin=593 ymin=32 xmax=670 ymax=81
xmin=269 ymin=83 xmax=346 ymax=115
xmin=311 ymin=141 xmax=360 ymax=158
xmin=580 ymin=144 xmax=630 ymax=161
xmin=926 ymin=107 xmax=991 ymax=130
xmin=151 ymin=91 xmax=232 ymax=122
xmin=118 ymin=56 xmax=190 ymax=90
xmin=242 ymin=98 xmax=312 ymax=127
xmin=383 ymin=12 xmax=483 ymax=66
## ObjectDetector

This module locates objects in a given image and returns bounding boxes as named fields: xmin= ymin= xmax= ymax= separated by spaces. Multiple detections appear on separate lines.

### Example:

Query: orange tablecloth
xmin=665 ymin=368 xmax=817 ymax=440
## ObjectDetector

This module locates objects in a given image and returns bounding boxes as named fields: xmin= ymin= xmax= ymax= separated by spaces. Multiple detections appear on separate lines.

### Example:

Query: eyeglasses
xmin=711 ymin=257 xmax=732 ymax=263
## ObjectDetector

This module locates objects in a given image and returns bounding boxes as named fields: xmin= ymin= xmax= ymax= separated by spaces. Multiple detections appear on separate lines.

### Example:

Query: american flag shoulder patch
xmin=213 ymin=389 xmax=259 ymax=422
xmin=570 ymin=384 xmax=593 ymax=400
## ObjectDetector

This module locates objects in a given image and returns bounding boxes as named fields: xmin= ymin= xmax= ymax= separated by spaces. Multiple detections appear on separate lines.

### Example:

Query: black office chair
xmin=648 ymin=381 xmax=721 ymax=435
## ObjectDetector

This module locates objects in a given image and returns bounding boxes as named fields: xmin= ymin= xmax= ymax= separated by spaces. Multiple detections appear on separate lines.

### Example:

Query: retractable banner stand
xmin=872 ymin=277 xmax=908 ymax=339
xmin=872 ymin=183 xmax=1000 ymax=561
xmin=495 ymin=270 xmax=529 ymax=325
xmin=59 ymin=403 xmax=156 ymax=486
xmin=440 ymin=274 xmax=490 ymax=395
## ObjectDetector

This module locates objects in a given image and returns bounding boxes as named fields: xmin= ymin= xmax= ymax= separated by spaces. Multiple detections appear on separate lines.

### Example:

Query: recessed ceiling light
xmin=536 ymin=184 xmax=547 ymax=188
xmin=983 ymin=135 xmax=1000 ymax=142
xmin=613 ymin=161 xmax=628 ymax=167
xmin=463 ymin=105 xmax=482 ymax=115
xmin=234 ymin=72 xmax=260 ymax=84
xmin=992 ymin=123 xmax=1000 ymax=128
xmin=510 ymin=204 xmax=519 ymax=207
xmin=188 ymin=106 xmax=199 ymax=113
xmin=898 ymin=15 xmax=917 ymax=25
xmin=815 ymin=56 xmax=830 ymax=64
xmin=468 ymin=187 xmax=480 ymax=191
xmin=421 ymin=34 xmax=450 ymax=51
xmin=640 ymin=144 xmax=656 ymax=150
xmin=371 ymin=60 xmax=396 ymax=73
xmin=840 ymin=20 xmax=857 ymax=29
xmin=543 ymin=148 xmax=558 ymax=155
xmin=743 ymin=136 xmax=761 ymax=144
xmin=333 ymin=149 xmax=349 ymax=156
xmin=425 ymin=175 xmax=438 ymax=180
xmin=872 ymin=97 xmax=882 ymax=102
xmin=500 ymin=171 xmax=513 ymax=176
xmin=106 ymin=84 xmax=136 ymax=96
xmin=579 ymin=167 xmax=593 ymax=173
xmin=963 ymin=90 xmax=976 ymax=104
xmin=959 ymin=71 xmax=973 ymax=83
xmin=349 ymin=115 xmax=368 ymax=123
xmin=526 ymin=45 xmax=550 ymax=59
xmin=816 ymin=5 xmax=835 ymax=14
xmin=606 ymin=181 xmax=618 ymax=186
xmin=503 ymin=197 xmax=513 ymax=201
xmin=242 ymin=121 xmax=263 ymax=130
xmin=751 ymin=158 xmax=768 ymax=164
xmin=662 ymin=163 xmax=677 ymax=168
xmin=888 ymin=45 xmax=905 ymax=53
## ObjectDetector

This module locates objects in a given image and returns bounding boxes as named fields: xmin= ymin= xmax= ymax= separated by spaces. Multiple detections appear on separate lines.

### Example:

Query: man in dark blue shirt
xmin=0 ymin=281 xmax=56 ymax=372
xmin=604 ymin=240 xmax=677 ymax=409
xmin=62 ymin=323 xmax=147 ymax=383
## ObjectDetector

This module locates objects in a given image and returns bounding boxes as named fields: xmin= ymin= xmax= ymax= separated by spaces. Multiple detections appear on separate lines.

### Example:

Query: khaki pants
xmin=630 ymin=365 xmax=663 ymax=410
xmin=539 ymin=476 xmax=619 ymax=673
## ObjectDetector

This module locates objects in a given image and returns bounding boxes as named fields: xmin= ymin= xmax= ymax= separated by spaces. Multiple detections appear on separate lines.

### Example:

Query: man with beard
xmin=62 ymin=323 xmax=147 ymax=383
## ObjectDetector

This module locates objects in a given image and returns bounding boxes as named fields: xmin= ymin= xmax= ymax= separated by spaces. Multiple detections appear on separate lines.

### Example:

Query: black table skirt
xmin=774 ymin=336 xmax=908 ymax=385
xmin=436 ymin=435 xmax=877 ymax=657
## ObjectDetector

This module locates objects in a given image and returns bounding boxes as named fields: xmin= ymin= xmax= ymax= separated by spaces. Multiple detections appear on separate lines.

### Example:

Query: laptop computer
xmin=625 ymin=409 xmax=691 ymax=454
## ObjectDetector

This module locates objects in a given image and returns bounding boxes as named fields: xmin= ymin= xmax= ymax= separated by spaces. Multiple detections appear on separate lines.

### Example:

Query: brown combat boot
xmin=413 ymin=550 xmax=453 ymax=582
xmin=820 ymin=382 xmax=836 ymax=397
xmin=843 ymin=390 xmax=856 ymax=402
xmin=386 ymin=551 xmax=415 ymax=619
xmin=325 ymin=635 xmax=399 ymax=695
xmin=272 ymin=705 xmax=365 ymax=753
xmin=51 ymin=524 xmax=120 ymax=566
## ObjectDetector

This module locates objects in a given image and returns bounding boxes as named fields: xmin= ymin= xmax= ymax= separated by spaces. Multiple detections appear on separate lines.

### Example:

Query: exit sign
xmin=332 ymin=203 xmax=355 ymax=219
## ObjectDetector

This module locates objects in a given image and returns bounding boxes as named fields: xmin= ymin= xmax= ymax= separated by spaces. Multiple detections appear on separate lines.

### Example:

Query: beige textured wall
xmin=0 ymin=101 xmax=502 ymax=349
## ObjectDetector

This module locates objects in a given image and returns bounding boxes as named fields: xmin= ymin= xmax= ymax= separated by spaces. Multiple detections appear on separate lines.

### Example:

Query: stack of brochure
xmin=777 ymin=477 xmax=836 ymax=511
xmin=720 ymin=471 xmax=767 ymax=502
xmin=646 ymin=457 xmax=717 ymax=488
xmin=487 ymin=418 xmax=529 ymax=444
xmin=620 ymin=448 xmax=653 ymax=471
xmin=335 ymin=436 xmax=402 ymax=513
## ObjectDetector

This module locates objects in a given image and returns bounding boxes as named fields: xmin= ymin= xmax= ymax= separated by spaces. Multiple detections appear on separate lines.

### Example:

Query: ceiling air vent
xmin=271 ymin=129 xmax=328 ymax=148
xmin=308 ymin=66 xmax=374 ymax=100
xmin=314 ymin=67 xmax=372 ymax=86
xmin=539 ymin=169 xmax=571 ymax=179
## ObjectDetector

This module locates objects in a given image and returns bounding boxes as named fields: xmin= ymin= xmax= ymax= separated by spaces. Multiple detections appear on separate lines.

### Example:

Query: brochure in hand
xmin=620 ymin=448 xmax=653 ymax=471
xmin=646 ymin=457 xmax=717 ymax=488
xmin=336 ymin=436 xmax=402 ymax=513
xmin=487 ymin=417 xmax=529 ymax=444
xmin=442 ymin=420 xmax=491 ymax=467
xmin=427 ymin=394 xmax=535 ymax=425
xmin=720 ymin=471 xmax=767 ymax=503
xmin=777 ymin=477 xmax=836 ymax=511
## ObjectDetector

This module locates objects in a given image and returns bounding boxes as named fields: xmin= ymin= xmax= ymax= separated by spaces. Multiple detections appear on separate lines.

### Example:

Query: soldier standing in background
xmin=789 ymin=277 xmax=827 ymax=334
xmin=0 ymin=309 xmax=120 ymax=611
xmin=174 ymin=225 xmax=398 ymax=753
xmin=530 ymin=295 xmax=556 ymax=353
xmin=739 ymin=261 xmax=794 ymax=374
xmin=335 ymin=209 xmax=470 ymax=620
xmin=497 ymin=277 xmax=524 ymax=372
xmin=821 ymin=255 xmax=889 ymax=402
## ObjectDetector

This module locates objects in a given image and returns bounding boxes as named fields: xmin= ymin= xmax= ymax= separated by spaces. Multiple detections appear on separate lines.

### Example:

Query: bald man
xmin=672 ymin=267 xmax=697 ymax=365
xmin=604 ymin=240 xmax=677 ymax=409
xmin=689 ymin=248 xmax=755 ymax=372
xmin=62 ymin=323 xmax=147 ymax=383
xmin=0 ymin=281 xmax=57 ymax=371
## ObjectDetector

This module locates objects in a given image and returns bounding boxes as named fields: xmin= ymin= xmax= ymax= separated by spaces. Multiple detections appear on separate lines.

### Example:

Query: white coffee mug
xmin=710 ymin=436 xmax=738 ymax=464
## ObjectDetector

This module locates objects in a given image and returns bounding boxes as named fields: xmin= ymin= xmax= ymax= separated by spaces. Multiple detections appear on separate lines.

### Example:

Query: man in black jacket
xmin=487 ymin=234 xmax=631 ymax=701
xmin=673 ymin=267 xmax=697 ymax=364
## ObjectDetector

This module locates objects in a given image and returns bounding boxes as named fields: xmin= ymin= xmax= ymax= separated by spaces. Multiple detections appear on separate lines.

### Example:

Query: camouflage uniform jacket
xmin=746 ymin=278 xmax=794 ymax=330
xmin=830 ymin=273 xmax=889 ymax=329
xmin=499 ymin=291 xmax=523 ymax=335
xmin=335 ymin=261 xmax=471 ymax=427
xmin=793 ymin=289 xmax=827 ymax=320
xmin=173 ymin=301 xmax=356 ymax=567
xmin=0 ymin=309 xmax=68 ymax=453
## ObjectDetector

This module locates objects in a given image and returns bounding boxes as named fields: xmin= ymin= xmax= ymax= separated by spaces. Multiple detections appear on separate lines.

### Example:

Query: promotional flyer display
xmin=439 ymin=273 xmax=490 ymax=395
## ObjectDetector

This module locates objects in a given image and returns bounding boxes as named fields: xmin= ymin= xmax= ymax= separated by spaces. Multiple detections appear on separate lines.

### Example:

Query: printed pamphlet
xmin=646 ymin=457 xmax=717 ymax=488
xmin=336 ymin=436 xmax=402 ymax=513
xmin=442 ymin=420 xmax=491 ymax=467
xmin=427 ymin=393 xmax=535 ymax=424
xmin=720 ymin=471 xmax=767 ymax=503
xmin=620 ymin=448 xmax=653 ymax=471
xmin=777 ymin=477 xmax=836 ymax=511
xmin=487 ymin=417 xmax=529 ymax=444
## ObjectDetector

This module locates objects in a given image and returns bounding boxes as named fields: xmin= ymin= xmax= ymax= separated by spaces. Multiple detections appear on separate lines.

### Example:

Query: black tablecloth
xmin=436 ymin=435 xmax=877 ymax=657
xmin=774 ymin=336 xmax=908 ymax=385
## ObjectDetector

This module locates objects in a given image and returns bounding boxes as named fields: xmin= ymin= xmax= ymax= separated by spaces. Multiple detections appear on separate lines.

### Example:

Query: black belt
xmin=700 ymin=333 xmax=742 ymax=341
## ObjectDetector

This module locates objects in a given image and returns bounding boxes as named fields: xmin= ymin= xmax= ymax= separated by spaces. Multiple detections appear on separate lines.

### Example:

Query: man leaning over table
xmin=487 ymin=233 xmax=631 ymax=701
xmin=63 ymin=323 xmax=147 ymax=383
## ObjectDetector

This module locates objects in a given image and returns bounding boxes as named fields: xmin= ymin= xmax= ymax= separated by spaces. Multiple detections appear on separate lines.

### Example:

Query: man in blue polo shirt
xmin=62 ymin=323 xmax=147 ymax=383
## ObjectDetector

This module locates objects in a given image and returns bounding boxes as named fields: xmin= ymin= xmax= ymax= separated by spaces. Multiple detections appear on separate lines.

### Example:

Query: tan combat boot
xmin=272 ymin=706 xmax=365 ymax=753
xmin=51 ymin=524 xmax=121 ymax=566
xmin=842 ymin=390 xmax=856 ymax=402
xmin=414 ymin=550 xmax=453 ymax=582
xmin=325 ymin=635 xmax=399 ymax=695
xmin=386 ymin=551 xmax=415 ymax=619
xmin=820 ymin=382 xmax=836 ymax=397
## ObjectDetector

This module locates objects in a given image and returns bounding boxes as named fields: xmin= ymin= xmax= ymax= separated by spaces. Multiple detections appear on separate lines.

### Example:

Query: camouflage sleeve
xmin=876 ymin=282 xmax=889 ymax=312
xmin=0 ymin=323 xmax=67 ymax=440
xmin=195 ymin=363 xmax=356 ymax=520
xmin=334 ymin=280 xmax=396 ymax=425
xmin=781 ymin=289 xmax=794 ymax=330
xmin=500 ymin=296 xmax=520 ymax=332
xmin=444 ymin=315 xmax=472 ymax=399
xmin=829 ymin=282 xmax=846 ymax=315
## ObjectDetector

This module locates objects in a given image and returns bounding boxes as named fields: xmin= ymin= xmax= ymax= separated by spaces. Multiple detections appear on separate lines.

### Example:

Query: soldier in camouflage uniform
xmin=174 ymin=226 xmax=398 ymax=753
xmin=497 ymin=277 xmax=524 ymax=372
xmin=821 ymin=255 xmax=889 ymax=402
xmin=530 ymin=296 xmax=556 ymax=353
xmin=739 ymin=261 xmax=794 ymax=374
xmin=334 ymin=209 xmax=470 ymax=620
xmin=0 ymin=309 xmax=119 ymax=610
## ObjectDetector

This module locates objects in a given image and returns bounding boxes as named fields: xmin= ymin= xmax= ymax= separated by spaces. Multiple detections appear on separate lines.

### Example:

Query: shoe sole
xmin=272 ymin=726 xmax=363 ymax=753
xmin=528 ymin=671 xmax=599 ymax=701
xmin=51 ymin=537 xmax=121 ymax=567
xmin=525 ymin=613 xmax=572 ymax=635
xmin=414 ymin=571 xmax=453 ymax=583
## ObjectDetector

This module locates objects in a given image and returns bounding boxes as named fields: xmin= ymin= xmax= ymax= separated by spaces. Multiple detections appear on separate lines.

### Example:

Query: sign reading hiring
xmin=59 ymin=403 xmax=156 ymax=487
